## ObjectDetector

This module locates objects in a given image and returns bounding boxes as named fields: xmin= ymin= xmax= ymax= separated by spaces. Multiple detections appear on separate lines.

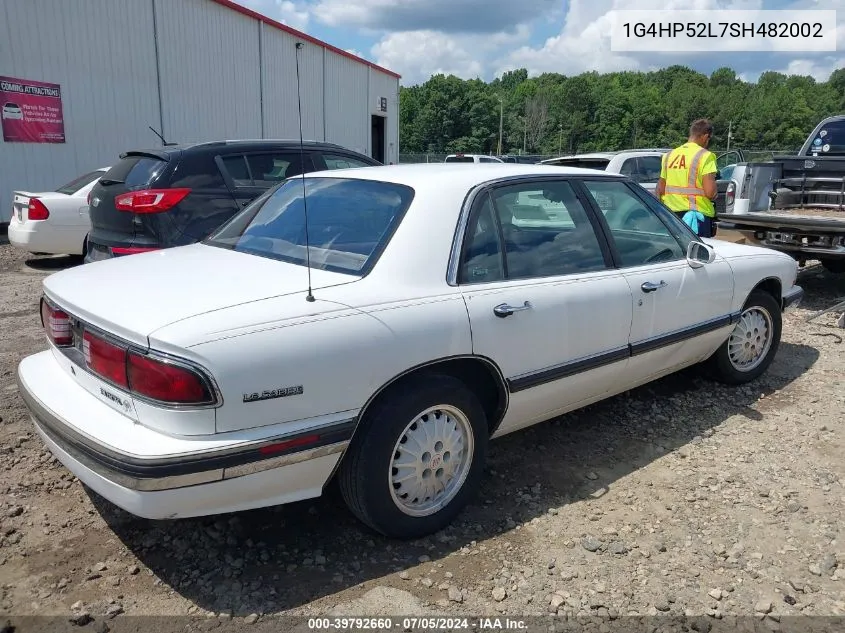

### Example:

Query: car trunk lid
xmin=42 ymin=243 xmax=359 ymax=346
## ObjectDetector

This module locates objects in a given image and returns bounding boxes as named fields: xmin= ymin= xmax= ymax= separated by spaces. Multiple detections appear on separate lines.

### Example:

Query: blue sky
xmin=238 ymin=0 xmax=845 ymax=86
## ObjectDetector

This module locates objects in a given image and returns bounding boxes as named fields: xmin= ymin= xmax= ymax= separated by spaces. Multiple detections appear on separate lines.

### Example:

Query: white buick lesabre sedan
xmin=18 ymin=163 xmax=803 ymax=539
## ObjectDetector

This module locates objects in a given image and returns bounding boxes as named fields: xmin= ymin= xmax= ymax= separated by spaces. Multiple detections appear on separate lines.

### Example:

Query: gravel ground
xmin=1 ymin=236 xmax=844 ymax=630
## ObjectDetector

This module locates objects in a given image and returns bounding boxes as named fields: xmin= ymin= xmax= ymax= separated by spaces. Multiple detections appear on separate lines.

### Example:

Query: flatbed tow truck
xmin=717 ymin=114 xmax=845 ymax=274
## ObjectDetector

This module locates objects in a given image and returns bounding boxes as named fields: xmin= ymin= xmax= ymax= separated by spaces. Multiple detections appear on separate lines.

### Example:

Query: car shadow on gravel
xmin=86 ymin=339 xmax=820 ymax=616
xmin=23 ymin=255 xmax=83 ymax=271
xmin=795 ymin=264 xmax=845 ymax=313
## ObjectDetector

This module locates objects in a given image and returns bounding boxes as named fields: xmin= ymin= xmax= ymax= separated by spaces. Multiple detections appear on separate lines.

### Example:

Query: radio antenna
xmin=295 ymin=41 xmax=315 ymax=302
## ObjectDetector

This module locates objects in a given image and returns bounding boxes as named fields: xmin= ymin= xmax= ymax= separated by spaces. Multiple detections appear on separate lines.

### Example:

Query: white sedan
xmin=17 ymin=164 xmax=803 ymax=539
xmin=8 ymin=167 xmax=108 ymax=256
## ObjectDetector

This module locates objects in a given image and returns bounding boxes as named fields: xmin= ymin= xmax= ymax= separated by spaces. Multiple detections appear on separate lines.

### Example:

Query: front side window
xmin=580 ymin=179 xmax=688 ymax=267
xmin=486 ymin=180 xmax=608 ymax=280
xmin=207 ymin=178 xmax=414 ymax=275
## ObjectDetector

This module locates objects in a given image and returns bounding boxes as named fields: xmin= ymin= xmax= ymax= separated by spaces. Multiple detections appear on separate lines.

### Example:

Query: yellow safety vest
xmin=660 ymin=142 xmax=716 ymax=218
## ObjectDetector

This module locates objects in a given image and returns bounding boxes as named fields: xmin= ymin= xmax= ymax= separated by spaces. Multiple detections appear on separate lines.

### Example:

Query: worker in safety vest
xmin=655 ymin=119 xmax=719 ymax=238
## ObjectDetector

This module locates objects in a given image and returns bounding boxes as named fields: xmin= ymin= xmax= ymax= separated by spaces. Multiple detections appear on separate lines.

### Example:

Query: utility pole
xmin=558 ymin=124 xmax=562 ymax=154
xmin=523 ymin=117 xmax=526 ymax=154
xmin=726 ymin=120 xmax=733 ymax=153
xmin=497 ymin=97 xmax=503 ymax=156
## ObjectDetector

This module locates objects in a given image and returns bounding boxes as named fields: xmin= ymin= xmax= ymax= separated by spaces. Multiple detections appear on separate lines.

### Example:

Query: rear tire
xmin=821 ymin=259 xmax=845 ymax=274
xmin=338 ymin=373 xmax=488 ymax=539
xmin=706 ymin=290 xmax=782 ymax=385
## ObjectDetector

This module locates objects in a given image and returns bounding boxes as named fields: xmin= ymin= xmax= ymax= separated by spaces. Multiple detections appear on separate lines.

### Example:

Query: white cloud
xmin=275 ymin=0 xmax=310 ymax=31
xmin=372 ymin=26 xmax=532 ymax=85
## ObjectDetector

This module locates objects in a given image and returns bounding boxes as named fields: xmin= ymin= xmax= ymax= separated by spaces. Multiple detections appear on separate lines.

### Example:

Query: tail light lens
xmin=127 ymin=353 xmax=214 ymax=404
xmin=40 ymin=299 xmax=72 ymax=346
xmin=114 ymin=188 xmax=191 ymax=214
xmin=83 ymin=331 xmax=129 ymax=388
xmin=28 ymin=198 xmax=50 ymax=220
xmin=726 ymin=182 xmax=736 ymax=208
xmin=40 ymin=298 xmax=216 ymax=407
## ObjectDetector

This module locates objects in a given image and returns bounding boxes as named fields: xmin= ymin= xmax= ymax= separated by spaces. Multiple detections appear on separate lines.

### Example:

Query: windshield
xmin=808 ymin=120 xmax=845 ymax=156
xmin=206 ymin=177 xmax=415 ymax=276
xmin=445 ymin=156 xmax=475 ymax=163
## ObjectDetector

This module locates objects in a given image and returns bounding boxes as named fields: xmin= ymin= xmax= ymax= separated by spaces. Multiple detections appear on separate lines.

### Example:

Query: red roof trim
xmin=209 ymin=0 xmax=401 ymax=79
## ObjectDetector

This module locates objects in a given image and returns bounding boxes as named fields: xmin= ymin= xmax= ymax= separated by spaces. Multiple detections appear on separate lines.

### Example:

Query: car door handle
xmin=641 ymin=280 xmax=668 ymax=293
xmin=493 ymin=301 xmax=532 ymax=318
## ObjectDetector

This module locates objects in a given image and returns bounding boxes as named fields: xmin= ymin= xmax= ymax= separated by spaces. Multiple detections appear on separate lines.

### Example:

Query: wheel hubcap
xmin=728 ymin=306 xmax=773 ymax=372
xmin=389 ymin=405 xmax=474 ymax=517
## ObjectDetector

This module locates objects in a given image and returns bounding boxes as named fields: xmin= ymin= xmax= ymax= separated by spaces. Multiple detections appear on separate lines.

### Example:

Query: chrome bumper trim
xmin=18 ymin=369 xmax=352 ymax=492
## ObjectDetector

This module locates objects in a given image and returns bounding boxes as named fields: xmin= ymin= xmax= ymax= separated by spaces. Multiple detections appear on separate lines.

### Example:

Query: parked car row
xmin=16 ymin=159 xmax=803 ymax=539
xmin=9 ymin=140 xmax=381 ymax=260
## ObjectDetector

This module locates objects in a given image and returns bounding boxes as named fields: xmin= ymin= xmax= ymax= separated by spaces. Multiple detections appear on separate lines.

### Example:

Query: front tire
xmin=338 ymin=373 xmax=488 ymax=539
xmin=707 ymin=290 xmax=782 ymax=385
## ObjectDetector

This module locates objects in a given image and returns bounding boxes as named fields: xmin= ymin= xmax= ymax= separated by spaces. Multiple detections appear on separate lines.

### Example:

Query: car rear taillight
xmin=40 ymin=299 xmax=72 ymax=346
xmin=28 ymin=198 xmax=50 ymax=220
xmin=127 ymin=352 xmax=214 ymax=404
xmin=83 ymin=331 xmax=129 ymax=388
xmin=80 ymin=329 xmax=214 ymax=405
xmin=114 ymin=188 xmax=191 ymax=214
xmin=726 ymin=182 xmax=736 ymax=208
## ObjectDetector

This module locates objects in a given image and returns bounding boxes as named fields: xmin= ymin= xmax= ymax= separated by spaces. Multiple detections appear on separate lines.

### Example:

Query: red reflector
xmin=127 ymin=352 xmax=212 ymax=404
xmin=114 ymin=188 xmax=191 ymax=214
xmin=83 ymin=331 xmax=129 ymax=388
xmin=28 ymin=198 xmax=50 ymax=220
xmin=111 ymin=246 xmax=161 ymax=255
xmin=259 ymin=435 xmax=320 ymax=455
xmin=41 ymin=299 xmax=72 ymax=346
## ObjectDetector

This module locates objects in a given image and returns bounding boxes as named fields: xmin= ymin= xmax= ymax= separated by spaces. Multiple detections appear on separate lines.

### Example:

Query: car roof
xmin=120 ymin=139 xmax=365 ymax=160
xmin=303 ymin=163 xmax=628 ymax=188
xmin=542 ymin=149 xmax=671 ymax=162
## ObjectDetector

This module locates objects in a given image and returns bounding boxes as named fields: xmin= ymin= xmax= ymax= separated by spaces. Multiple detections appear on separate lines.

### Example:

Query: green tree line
xmin=398 ymin=66 xmax=845 ymax=156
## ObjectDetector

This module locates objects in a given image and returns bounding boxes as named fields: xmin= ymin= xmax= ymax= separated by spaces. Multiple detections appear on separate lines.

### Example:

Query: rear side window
xmin=321 ymin=153 xmax=374 ymax=170
xmin=620 ymin=156 xmax=662 ymax=183
xmin=221 ymin=152 xmax=313 ymax=187
xmin=170 ymin=155 xmax=225 ymax=189
xmin=446 ymin=156 xmax=475 ymax=163
xmin=55 ymin=170 xmax=104 ymax=195
xmin=104 ymin=156 xmax=167 ymax=188
xmin=808 ymin=120 xmax=845 ymax=156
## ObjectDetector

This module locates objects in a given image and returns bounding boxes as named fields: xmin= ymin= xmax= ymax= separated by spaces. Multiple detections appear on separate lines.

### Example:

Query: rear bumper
xmin=782 ymin=285 xmax=804 ymax=313
xmin=8 ymin=218 xmax=85 ymax=255
xmin=17 ymin=351 xmax=352 ymax=519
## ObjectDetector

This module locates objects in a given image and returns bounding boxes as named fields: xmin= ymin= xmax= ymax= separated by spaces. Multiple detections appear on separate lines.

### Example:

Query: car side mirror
xmin=687 ymin=240 xmax=715 ymax=268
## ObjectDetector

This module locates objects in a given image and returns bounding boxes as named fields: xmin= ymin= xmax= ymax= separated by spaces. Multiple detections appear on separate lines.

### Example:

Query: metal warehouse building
xmin=0 ymin=0 xmax=400 ymax=223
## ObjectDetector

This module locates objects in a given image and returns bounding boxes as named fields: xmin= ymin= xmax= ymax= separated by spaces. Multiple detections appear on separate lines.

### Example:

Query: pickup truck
xmin=716 ymin=115 xmax=845 ymax=274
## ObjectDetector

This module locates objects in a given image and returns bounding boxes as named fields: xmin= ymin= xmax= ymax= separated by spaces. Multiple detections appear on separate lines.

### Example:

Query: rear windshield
xmin=55 ymin=170 xmax=105 ymax=195
xmin=207 ymin=178 xmax=415 ymax=275
xmin=102 ymin=155 xmax=167 ymax=188
xmin=545 ymin=158 xmax=611 ymax=170
xmin=808 ymin=120 xmax=845 ymax=156
xmin=445 ymin=156 xmax=475 ymax=163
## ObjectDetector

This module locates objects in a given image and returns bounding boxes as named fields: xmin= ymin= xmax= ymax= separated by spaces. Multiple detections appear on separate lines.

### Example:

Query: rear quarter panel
xmin=150 ymin=287 xmax=473 ymax=433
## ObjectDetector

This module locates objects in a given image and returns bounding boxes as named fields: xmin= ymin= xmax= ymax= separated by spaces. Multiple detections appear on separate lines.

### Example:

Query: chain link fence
xmin=398 ymin=150 xmax=798 ymax=165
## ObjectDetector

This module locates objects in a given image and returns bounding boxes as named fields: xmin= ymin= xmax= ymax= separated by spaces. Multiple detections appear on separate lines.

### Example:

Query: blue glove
xmin=682 ymin=211 xmax=705 ymax=234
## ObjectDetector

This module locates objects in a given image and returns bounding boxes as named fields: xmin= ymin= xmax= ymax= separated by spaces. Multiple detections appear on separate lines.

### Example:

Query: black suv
xmin=85 ymin=140 xmax=381 ymax=262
